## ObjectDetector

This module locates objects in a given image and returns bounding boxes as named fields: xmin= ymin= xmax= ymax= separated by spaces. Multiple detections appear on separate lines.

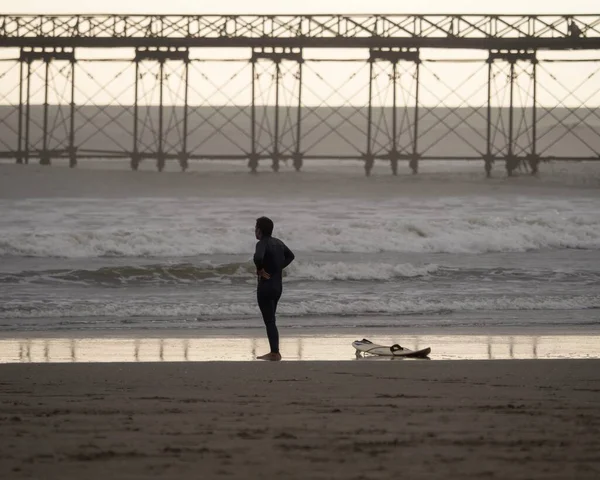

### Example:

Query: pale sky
xmin=2 ymin=0 xmax=599 ymax=15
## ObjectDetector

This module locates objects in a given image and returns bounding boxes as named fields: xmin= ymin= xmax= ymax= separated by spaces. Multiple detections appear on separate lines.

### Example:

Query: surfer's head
xmin=255 ymin=216 xmax=274 ymax=239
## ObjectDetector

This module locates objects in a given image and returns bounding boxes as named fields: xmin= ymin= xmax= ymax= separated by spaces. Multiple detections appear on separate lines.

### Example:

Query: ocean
xmin=1 ymin=160 xmax=599 ymax=343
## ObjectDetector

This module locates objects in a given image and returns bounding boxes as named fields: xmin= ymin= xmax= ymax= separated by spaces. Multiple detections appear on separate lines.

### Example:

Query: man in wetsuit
xmin=254 ymin=216 xmax=295 ymax=361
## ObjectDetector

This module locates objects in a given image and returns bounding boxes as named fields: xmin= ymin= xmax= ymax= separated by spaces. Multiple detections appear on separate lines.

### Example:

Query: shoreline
xmin=1 ymin=329 xmax=599 ymax=362
xmin=2 ymin=323 xmax=600 ymax=338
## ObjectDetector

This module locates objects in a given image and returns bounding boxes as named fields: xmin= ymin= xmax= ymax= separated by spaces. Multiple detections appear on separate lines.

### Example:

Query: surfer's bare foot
xmin=257 ymin=352 xmax=282 ymax=361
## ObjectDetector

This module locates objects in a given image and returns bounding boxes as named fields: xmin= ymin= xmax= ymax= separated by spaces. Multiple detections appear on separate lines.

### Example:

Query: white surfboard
xmin=353 ymin=338 xmax=431 ymax=358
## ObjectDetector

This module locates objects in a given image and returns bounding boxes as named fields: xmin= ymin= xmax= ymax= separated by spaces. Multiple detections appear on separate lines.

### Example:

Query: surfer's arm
xmin=253 ymin=240 xmax=266 ymax=271
xmin=282 ymin=243 xmax=295 ymax=269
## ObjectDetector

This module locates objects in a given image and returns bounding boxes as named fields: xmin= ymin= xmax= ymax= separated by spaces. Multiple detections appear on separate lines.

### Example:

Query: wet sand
xmin=1 ymin=360 xmax=599 ymax=479
xmin=1 ymin=331 xmax=600 ymax=362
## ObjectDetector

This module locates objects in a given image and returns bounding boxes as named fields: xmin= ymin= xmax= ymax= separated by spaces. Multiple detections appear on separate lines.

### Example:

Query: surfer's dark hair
xmin=256 ymin=216 xmax=274 ymax=237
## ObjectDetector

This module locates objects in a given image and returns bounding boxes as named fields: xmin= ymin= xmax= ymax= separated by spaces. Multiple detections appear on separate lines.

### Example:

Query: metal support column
xmin=132 ymin=59 xmax=139 ymax=170
xmin=132 ymin=48 xmax=188 ymax=171
xmin=390 ymin=60 xmax=398 ymax=175
xmin=370 ymin=48 xmax=419 ymax=175
xmin=24 ymin=60 xmax=31 ymax=165
xmin=41 ymin=58 xmax=50 ymax=165
xmin=410 ymin=56 xmax=420 ymax=174
xmin=272 ymin=59 xmax=280 ymax=172
xmin=293 ymin=57 xmax=303 ymax=172
xmin=16 ymin=60 xmax=24 ymax=164
xmin=157 ymin=59 xmax=165 ymax=172
xmin=249 ymin=58 xmax=258 ymax=173
xmin=69 ymin=57 xmax=76 ymax=167
xmin=489 ymin=51 xmax=536 ymax=177
xmin=249 ymin=48 xmax=302 ymax=173
xmin=506 ymin=59 xmax=516 ymax=175
xmin=529 ymin=56 xmax=539 ymax=174
xmin=532 ymin=59 xmax=537 ymax=157
xmin=365 ymin=59 xmax=374 ymax=176
xmin=180 ymin=58 xmax=189 ymax=171
xmin=485 ymin=56 xmax=493 ymax=177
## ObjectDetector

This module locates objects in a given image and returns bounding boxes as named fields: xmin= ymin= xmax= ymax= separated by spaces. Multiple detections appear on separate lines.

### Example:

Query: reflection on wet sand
xmin=1 ymin=334 xmax=598 ymax=363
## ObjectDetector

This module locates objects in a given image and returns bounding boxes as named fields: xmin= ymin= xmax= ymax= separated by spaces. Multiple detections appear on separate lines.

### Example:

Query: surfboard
xmin=352 ymin=339 xmax=431 ymax=358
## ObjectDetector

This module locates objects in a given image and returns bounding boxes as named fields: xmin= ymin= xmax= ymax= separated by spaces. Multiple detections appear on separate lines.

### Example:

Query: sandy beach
xmin=1 ymin=360 xmax=599 ymax=479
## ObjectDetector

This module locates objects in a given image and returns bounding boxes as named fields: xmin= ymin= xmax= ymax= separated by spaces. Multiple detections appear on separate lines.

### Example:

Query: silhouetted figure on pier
xmin=568 ymin=20 xmax=583 ymax=38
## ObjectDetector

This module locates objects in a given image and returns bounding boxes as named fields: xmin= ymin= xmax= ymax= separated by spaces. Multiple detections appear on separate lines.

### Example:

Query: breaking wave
xmin=3 ymin=261 xmax=598 ymax=286
xmin=1 ymin=294 xmax=598 ymax=321
xmin=1 ymin=196 xmax=599 ymax=258
xmin=0 ymin=261 xmax=440 ymax=286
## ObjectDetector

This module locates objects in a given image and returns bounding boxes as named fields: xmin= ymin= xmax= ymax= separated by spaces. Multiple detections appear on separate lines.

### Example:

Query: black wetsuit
xmin=253 ymin=236 xmax=295 ymax=353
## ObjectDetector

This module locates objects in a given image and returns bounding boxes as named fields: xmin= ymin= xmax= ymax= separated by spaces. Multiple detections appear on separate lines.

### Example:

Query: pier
xmin=0 ymin=14 xmax=599 ymax=175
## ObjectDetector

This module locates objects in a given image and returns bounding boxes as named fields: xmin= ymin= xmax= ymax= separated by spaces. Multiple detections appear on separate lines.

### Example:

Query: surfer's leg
xmin=265 ymin=313 xmax=279 ymax=353
xmin=273 ymin=289 xmax=282 ymax=315
xmin=269 ymin=289 xmax=282 ymax=352
xmin=257 ymin=289 xmax=279 ymax=354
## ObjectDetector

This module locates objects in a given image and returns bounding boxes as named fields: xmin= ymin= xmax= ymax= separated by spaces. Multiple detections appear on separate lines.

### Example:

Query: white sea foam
xmin=288 ymin=261 xmax=439 ymax=281
xmin=1 ymin=294 xmax=598 ymax=320
xmin=1 ymin=196 xmax=600 ymax=257
xmin=0 ymin=260 xmax=440 ymax=285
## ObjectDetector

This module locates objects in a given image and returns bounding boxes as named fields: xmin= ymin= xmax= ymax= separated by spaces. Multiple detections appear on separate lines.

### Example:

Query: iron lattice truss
xmin=0 ymin=14 xmax=599 ymax=175
xmin=1 ymin=14 xmax=600 ymax=49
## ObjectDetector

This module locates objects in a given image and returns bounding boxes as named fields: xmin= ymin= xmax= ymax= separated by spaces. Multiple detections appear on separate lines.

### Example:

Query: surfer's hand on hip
xmin=257 ymin=269 xmax=271 ymax=280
